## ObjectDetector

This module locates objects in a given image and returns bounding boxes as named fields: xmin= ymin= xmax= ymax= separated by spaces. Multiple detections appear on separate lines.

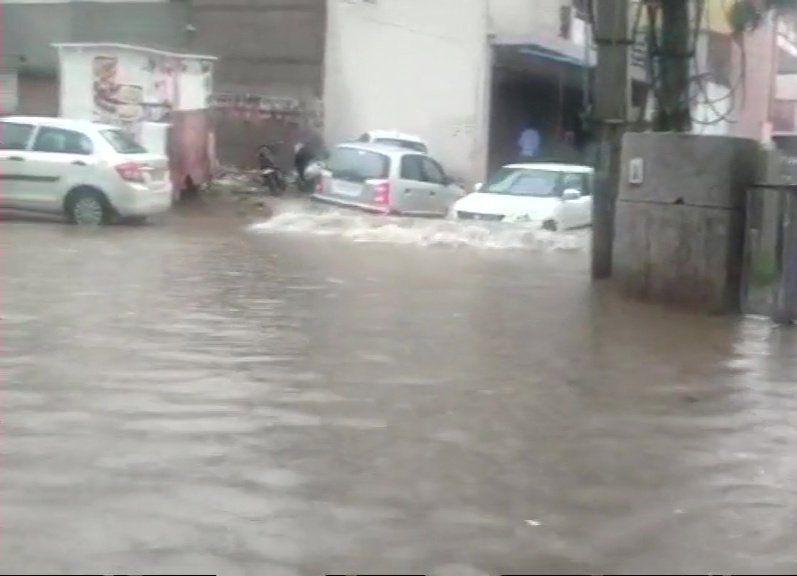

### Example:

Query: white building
xmin=324 ymin=0 xmax=592 ymax=184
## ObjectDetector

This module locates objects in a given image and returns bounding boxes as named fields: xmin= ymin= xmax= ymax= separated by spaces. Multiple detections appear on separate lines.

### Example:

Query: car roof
xmin=364 ymin=130 xmax=427 ymax=144
xmin=2 ymin=116 xmax=117 ymax=132
xmin=336 ymin=142 xmax=427 ymax=157
xmin=504 ymin=162 xmax=594 ymax=173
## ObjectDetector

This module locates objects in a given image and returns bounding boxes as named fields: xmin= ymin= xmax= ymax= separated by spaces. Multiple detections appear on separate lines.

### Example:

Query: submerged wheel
xmin=67 ymin=189 xmax=110 ymax=226
xmin=542 ymin=219 xmax=558 ymax=232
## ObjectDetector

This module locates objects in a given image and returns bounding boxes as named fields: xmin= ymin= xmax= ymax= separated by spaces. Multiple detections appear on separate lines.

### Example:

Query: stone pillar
xmin=613 ymin=132 xmax=759 ymax=313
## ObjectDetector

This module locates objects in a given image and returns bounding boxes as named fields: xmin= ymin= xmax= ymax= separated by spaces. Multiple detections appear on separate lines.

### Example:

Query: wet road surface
xmin=3 ymin=201 xmax=797 ymax=574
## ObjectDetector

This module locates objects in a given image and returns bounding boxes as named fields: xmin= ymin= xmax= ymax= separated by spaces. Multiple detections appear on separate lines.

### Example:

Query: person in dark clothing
xmin=294 ymin=129 xmax=326 ymax=193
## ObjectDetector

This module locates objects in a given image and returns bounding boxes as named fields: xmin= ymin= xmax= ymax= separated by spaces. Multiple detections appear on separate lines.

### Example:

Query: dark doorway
xmin=488 ymin=45 xmax=592 ymax=174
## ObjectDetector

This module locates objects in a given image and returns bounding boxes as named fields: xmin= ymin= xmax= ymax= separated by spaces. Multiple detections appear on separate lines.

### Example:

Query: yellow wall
xmin=706 ymin=0 xmax=733 ymax=34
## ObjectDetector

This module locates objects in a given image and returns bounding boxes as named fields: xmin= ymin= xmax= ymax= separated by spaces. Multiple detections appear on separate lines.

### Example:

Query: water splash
xmin=248 ymin=203 xmax=588 ymax=252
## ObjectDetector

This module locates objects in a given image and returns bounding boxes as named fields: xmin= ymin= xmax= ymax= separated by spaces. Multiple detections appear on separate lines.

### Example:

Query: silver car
xmin=312 ymin=143 xmax=464 ymax=216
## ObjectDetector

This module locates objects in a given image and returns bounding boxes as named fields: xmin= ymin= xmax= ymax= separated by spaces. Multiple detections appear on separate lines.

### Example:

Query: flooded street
xmin=3 ymin=201 xmax=797 ymax=575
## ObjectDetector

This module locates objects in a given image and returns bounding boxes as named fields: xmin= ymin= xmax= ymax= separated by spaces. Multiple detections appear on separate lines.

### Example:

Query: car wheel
xmin=542 ymin=219 xmax=558 ymax=232
xmin=67 ymin=189 xmax=110 ymax=226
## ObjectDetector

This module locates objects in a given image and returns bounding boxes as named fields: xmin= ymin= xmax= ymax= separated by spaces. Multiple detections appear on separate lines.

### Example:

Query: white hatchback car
xmin=0 ymin=116 xmax=172 ymax=225
xmin=313 ymin=143 xmax=465 ymax=216
xmin=452 ymin=163 xmax=594 ymax=231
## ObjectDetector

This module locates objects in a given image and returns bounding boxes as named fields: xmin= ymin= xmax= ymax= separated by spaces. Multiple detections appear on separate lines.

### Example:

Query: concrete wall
xmin=487 ymin=0 xmax=564 ymax=39
xmin=324 ymin=0 xmax=491 ymax=183
xmin=189 ymin=0 xmax=325 ymax=101
xmin=1 ymin=1 xmax=191 ymax=74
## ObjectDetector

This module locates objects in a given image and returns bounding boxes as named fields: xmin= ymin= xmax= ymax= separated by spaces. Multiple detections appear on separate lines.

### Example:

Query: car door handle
xmin=72 ymin=160 xmax=87 ymax=166
xmin=7 ymin=156 xmax=25 ymax=162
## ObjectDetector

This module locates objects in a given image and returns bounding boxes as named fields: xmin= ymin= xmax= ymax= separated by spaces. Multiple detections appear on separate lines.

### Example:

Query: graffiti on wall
xmin=210 ymin=93 xmax=322 ymax=125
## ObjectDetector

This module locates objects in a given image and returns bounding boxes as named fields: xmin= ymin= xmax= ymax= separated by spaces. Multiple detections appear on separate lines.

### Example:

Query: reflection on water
xmin=2 ymin=206 xmax=797 ymax=574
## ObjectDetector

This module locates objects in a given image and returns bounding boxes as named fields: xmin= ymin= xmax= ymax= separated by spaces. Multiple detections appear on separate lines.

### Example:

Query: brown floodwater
xmin=2 ymin=200 xmax=797 ymax=575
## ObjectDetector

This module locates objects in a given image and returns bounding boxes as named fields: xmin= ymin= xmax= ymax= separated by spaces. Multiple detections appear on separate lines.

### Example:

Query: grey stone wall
xmin=613 ymin=132 xmax=760 ymax=313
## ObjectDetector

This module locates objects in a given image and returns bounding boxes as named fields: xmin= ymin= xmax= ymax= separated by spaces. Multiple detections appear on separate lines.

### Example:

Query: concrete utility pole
xmin=592 ymin=0 xmax=631 ymax=279
xmin=655 ymin=0 xmax=692 ymax=132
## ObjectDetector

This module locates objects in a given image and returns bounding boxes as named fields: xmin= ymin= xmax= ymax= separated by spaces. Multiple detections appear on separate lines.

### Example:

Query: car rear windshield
xmin=328 ymin=147 xmax=389 ymax=182
xmin=375 ymin=138 xmax=427 ymax=153
xmin=101 ymin=129 xmax=147 ymax=154
xmin=0 ymin=122 xmax=34 ymax=150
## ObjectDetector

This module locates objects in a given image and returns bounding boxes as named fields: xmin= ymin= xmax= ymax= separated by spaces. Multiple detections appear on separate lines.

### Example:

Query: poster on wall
xmin=93 ymin=55 xmax=144 ymax=128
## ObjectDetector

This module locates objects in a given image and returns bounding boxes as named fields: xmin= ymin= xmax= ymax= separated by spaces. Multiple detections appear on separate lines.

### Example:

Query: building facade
xmin=324 ymin=0 xmax=594 ymax=184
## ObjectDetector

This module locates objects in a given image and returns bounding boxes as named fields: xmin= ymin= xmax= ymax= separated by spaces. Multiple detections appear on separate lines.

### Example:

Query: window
xmin=563 ymin=173 xmax=589 ymax=195
xmin=33 ymin=127 xmax=93 ymax=155
xmin=0 ymin=122 xmax=34 ymax=150
xmin=421 ymin=158 xmax=446 ymax=185
xmin=707 ymin=32 xmax=733 ymax=87
xmin=101 ymin=129 xmax=147 ymax=154
xmin=327 ymin=147 xmax=390 ymax=182
xmin=400 ymin=155 xmax=425 ymax=181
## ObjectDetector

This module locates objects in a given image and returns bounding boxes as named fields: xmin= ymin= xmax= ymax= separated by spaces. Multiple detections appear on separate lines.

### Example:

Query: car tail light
xmin=115 ymin=162 xmax=146 ymax=183
xmin=315 ymin=179 xmax=324 ymax=194
xmin=372 ymin=180 xmax=391 ymax=206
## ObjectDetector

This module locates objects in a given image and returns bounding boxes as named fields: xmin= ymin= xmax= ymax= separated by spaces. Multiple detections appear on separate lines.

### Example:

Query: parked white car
xmin=452 ymin=163 xmax=594 ymax=231
xmin=356 ymin=130 xmax=429 ymax=153
xmin=0 ymin=116 xmax=173 ymax=225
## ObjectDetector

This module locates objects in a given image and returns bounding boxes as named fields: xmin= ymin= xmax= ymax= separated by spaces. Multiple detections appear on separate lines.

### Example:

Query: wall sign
xmin=629 ymin=157 xmax=644 ymax=185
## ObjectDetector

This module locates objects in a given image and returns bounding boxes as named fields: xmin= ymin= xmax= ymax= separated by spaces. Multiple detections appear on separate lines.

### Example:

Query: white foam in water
xmin=248 ymin=203 xmax=588 ymax=252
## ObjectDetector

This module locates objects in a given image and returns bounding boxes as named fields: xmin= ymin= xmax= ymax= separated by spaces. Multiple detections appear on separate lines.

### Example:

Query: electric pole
xmin=592 ymin=0 xmax=631 ymax=279
xmin=655 ymin=0 xmax=692 ymax=132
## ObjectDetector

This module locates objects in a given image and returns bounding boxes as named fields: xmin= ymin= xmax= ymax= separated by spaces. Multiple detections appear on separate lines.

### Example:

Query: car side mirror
xmin=562 ymin=188 xmax=581 ymax=201
xmin=474 ymin=182 xmax=483 ymax=193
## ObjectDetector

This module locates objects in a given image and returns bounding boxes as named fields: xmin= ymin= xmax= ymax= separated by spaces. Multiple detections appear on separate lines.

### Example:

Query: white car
xmin=452 ymin=163 xmax=594 ymax=231
xmin=0 ymin=116 xmax=173 ymax=225
xmin=356 ymin=130 xmax=429 ymax=153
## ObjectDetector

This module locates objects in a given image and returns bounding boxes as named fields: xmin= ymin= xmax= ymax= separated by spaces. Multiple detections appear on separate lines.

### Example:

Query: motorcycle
xmin=257 ymin=144 xmax=286 ymax=196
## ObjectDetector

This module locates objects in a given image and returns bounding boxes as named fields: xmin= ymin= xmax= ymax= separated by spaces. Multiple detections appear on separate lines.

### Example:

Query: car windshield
xmin=374 ymin=138 xmax=427 ymax=153
xmin=328 ymin=147 xmax=390 ymax=182
xmin=101 ymin=129 xmax=147 ymax=154
xmin=486 ymin=168 xmax=561 ymax=197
